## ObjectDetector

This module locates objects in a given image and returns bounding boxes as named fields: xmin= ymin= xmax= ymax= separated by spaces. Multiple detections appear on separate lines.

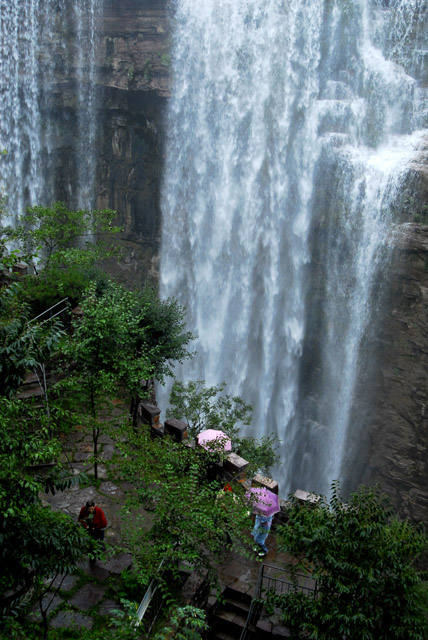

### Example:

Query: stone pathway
xmin=37 ymin=411 xmax=313 ymax=637
xmin=36 ymin=416 xmax=137 ymax=633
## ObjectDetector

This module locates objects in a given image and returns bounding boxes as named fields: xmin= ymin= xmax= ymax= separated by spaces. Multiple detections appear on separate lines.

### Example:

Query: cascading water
xmin=0 ymin=0 xmax=102 ymax=219
xmin=159 ymin=0 xmax=428 ymax=496
xmin=74 ymin=0 xmax=102 ymax=210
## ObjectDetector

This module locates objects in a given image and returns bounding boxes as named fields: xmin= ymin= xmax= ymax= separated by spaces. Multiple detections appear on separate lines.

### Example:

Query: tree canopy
xmin=4 ymin=201 xmax=120 ymax=273
xmin=167 ymin=379 xmax=278 ymax=476
xmin=268 ymin=481 xmax=428 ymax=640
xmin=114 ymin=425 xmax=253 ymax=589
xmin=0 ymin=397 xmax=88 ymax=619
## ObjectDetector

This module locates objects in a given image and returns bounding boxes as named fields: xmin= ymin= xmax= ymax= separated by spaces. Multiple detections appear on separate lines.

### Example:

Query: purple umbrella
xmin=197 ymin=429 xmax=232 ymax=451
xmin=245 ymin=487 xmax=280 ymax=517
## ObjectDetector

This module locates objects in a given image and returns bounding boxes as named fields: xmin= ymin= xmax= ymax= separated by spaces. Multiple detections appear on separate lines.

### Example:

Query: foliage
xmin=115 ymin=424 xmax=253 ymax=590
xmin=166 ymin=380 xmax=278 ymax=476
xmin=18 ymin=263 xmax=110 ymax=316
xmin=154 ymin=605 xmax=208 ymax=640
xmin=58 ymin=281 xmax=155 ymax=477
xmin=268 ymin=481 xmax=428 ymax=640
xmin=0 ymin=397 xmax=88 ymax=619
xmin=0 ymin=282 xmax=65 ymax=397
xmin=4 ymin=202 xmax=121 ymax=274
xmin=167 ymin=380 xmax=252 ymax=439
xmin=235 ymin=433 xmax=279 ymax=477
xmin=109 ymin=598 xmax=142 ymax=639
xmin=59 ymin=280 xmax=193 ymax=445
xmin=131 ymin=285 xmax=194 ymax=385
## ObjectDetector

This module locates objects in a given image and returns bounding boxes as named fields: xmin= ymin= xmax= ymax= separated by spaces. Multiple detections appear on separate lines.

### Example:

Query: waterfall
xmin=159 ymin=0 xmax=428 ymax=496
xmin=74 ymin=0 xmax=102 ymax=210
xmin=0 ymin=0 xmax=102 ymax=219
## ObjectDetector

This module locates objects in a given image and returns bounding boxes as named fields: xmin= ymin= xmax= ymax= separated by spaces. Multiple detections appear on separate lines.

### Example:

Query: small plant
xmin=159 ymin=53 xmax=171 ymax=68
xmin=154 ymin=606 xmax=208 ymax=640
xmin=109 ymin=599 xmax=141 ymax=639
xmin=167 ymin=379 xmax=278 ymax=475
xmin=127 ymin=66 xmax=135 ymax=84
xmin=143 ymin=61 xmax=153 ymax=83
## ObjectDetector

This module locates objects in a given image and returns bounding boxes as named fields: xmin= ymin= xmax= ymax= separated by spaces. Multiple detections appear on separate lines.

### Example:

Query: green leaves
xmin=271 ymin=482 xmax=428 ymax=639
xmin=0 ymin=283 xmax=65 ymax=397
xmin=131 ymin=286 xmax=194 ymax=384
xmin=0 ymin=397 xmax=88 ymax=614
xmin=5 ymin=202 xmax=120 ymax=272
xmin=116 ymin=425 xmax=253 ymax=592
xmin=62 ymin=281 xmax=155 ymax=399
xmin=167 ymin=379 xmax=252 ymax=439
xmin=166 ymin=379 xmax=278 ymax=475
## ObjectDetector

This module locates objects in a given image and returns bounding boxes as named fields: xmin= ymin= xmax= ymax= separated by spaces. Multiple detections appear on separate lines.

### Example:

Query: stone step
xmin=17 ymin=371 xmax=64 ymax=399
xmin=211 ymin=608 xmax=248 ymax=636
xmin=222 ymin=585 xmax=252 ymax=607
xmin=219 ymin=592 xmax=251 ymax=617
xmin=207 ymin=629 xmax=238 ymax=640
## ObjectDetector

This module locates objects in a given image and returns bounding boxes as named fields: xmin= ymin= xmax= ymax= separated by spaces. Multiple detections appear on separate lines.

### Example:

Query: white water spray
xmin=159 ymin=0 xmax=428 ymax=495
xmin=0 ymin=0 xmax=102 ymax=218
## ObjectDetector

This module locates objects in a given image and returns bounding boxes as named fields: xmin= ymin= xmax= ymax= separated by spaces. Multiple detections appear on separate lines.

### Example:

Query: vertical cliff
xmin=94 ymin=0 xmax=170 ymax=284
xmin=361 ymin=152 xmax=428 ymax=522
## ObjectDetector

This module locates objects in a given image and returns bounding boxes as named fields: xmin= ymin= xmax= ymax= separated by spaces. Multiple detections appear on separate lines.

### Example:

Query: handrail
xmin=135 ymin=578 xmax=159 ymax=625
xmin=239 ymin=562 xmax=265 ymax=640
xmin=134 ymin=558 xmax=165 ymax=631
xmin=240 ymin=563 xmax=317 ymax=639
xmin=28 ymin=298 xmax=69 ymax=325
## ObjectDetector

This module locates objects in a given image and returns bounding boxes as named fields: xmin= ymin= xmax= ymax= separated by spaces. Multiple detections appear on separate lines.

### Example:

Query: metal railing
xmin=134 ymin=559 xmax=210 ymax=635
xmin=28 ymin=297 xmax=70 ymax=329
xmin=240 ymin=563 xmax=317 ymax=640
xmin=19 ymin=298 xmax=71 ymax=420
xmin=239 ymin=562 xmax=265 ymax=640
xmin=134 ymin=559 xmax=165 ymax=633
xmin=261 ymin=565 xmax=318 ymax=599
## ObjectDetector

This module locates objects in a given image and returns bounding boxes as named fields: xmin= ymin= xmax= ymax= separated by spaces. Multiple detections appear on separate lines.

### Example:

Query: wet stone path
xmin=36 ymin=413 xmax=312 ymax=637
xmin=36 ymin=420 xmax=136 ymax=632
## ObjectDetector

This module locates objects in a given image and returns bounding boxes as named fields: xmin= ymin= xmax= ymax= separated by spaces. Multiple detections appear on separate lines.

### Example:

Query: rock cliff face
xmin=359 ymin=142 xmax=428 ymax=522
xmin=359 ymin=221 xmax=428 ymax=522
xmin=94 ymin=0 xmax=170 ymax=285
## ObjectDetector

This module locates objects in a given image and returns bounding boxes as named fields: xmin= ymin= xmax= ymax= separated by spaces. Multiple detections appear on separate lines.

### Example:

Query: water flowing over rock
xmin=0 ymin=0 xmax=102 ymax=216
xmin=159 ymin=0 xmax=428 ymax=498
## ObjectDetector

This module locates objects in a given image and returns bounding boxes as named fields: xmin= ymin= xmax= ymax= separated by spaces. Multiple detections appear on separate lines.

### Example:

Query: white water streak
xmin=0 ymin=0 xmax=102 ymax=218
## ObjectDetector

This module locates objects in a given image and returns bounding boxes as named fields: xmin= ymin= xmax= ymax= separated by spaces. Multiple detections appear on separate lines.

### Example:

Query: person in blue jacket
xmin=251 ymin=513 xmax=273 ymax=557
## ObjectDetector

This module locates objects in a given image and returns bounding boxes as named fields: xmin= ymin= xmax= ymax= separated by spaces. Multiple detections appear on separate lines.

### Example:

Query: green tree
xmin=115 ymin=425 xmax=253 ymax=591
xmin=5 ymin=201 xmax=120 ymax=274
xmin=166 ymin=380 xmax=278 ymax=476
xmin=123 ymin=286 xmax=194 ymax=427
xmin=3 ymin=202 xmax=121 ymax=316
xmin=0 ymin=397 xmax=88 ymax=623
xmin=167 ymin=380 xmax=252 ymax=439
xmin=130 ymin=285 xmax=194 ymax=385
xmin=268 ymin=481 xmax=428 ymax=640
xmin=58 ymin=281 xmax=155 ymax=478
xmin=0 ymin=282 xmax=65 ymax=398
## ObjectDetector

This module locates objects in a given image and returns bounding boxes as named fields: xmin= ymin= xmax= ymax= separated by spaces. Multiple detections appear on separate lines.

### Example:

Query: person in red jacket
xmin=78 ymin=500 xmax=107 ymax=547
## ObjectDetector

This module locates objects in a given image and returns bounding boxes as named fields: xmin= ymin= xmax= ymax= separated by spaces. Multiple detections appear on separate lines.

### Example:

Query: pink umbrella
xmin=197 ymin=429 xmax=232 ymax=451
xmin=245 ymin=487 xmax=280 ymax=517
